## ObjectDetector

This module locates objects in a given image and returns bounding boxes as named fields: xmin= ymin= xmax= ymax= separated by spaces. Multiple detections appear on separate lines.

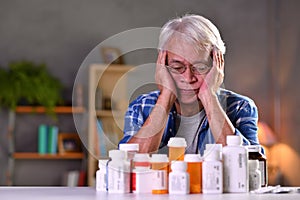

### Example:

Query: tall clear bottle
xmin=223 ymin=135 xmax=249 ymax=193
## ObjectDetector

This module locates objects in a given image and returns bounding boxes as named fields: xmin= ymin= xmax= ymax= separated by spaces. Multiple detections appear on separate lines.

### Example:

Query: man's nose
xmin=182 ymin=66 xmax=196 ymax=83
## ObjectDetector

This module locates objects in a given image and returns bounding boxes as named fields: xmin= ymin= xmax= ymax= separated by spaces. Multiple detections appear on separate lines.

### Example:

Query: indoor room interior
xmin=0 ymin=0 xmax=299 ymax=189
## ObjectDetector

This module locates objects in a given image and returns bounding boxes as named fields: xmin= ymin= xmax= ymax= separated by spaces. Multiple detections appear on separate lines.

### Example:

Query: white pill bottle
xmin=169 ymin=161 xmax=190 ymax=194
xmin=107 ymin=150 xmax=130 ymax=193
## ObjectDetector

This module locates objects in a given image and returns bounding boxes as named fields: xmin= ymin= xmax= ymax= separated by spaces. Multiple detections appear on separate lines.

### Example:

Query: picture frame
xmin=58 ymin=133 xmax=82 ymax=154
xmin=101 ymin=47 xmax=124 ymax=64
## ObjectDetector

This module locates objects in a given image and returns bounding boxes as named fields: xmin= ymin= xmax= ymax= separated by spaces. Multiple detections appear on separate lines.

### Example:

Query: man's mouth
xmin=179 ymin=89 xmax=199 ymax=95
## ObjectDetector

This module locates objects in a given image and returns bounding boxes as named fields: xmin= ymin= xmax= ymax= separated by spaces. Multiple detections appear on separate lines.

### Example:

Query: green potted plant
xmin=0 ymin=60 xmax=63 ymax=114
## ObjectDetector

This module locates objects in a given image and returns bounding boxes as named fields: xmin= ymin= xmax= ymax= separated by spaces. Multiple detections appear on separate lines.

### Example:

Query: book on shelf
xmin=48 ymin=126 xmax=58 ymax=154
xmin=62 ymin=170 xmax=86 ymax=186
xmin=38 ymin=124 xmax=59 ymax=154
xmin=38 ymin=124 xmax=48 ymax=154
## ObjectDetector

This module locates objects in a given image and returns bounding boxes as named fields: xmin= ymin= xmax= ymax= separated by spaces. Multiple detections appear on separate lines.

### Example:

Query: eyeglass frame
xmin=165 ymin=61 xmax=212 ymax=75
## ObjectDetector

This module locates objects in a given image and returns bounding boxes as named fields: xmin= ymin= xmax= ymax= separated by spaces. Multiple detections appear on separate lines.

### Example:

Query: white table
xmin=0 ymin=187 xmax=299 ymax=200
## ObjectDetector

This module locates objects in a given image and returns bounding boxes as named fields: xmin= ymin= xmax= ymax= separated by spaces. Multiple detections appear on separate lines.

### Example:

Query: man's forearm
xmin=201 ymin=92 xmax=235 ymax=146
xmin=128 ymin=92 xmax=176 ymax=153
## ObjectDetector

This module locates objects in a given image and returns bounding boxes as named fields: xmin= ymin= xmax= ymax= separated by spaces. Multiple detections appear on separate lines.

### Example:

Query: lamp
xmin=257 ymin=121 xmax=277 ymax=147
xmin=257 ymin=121 xmax=283 ymax=185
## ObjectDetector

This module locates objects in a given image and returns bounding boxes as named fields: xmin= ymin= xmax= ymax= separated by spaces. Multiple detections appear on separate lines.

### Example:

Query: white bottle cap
xmin=247 ymin=145 xmax=261 ymax=152
xmin=108 ymin=149 xmax=125 ymax=159
xmin=151 ymin=154 xmax=169 ymax=163
xmin=119 ymin=143 xmax=139 ymax=152
xmin=167 ymin=137 xmax=187 ymax=147
xmin=249 ymin=159 xmax=259 ymax=170
xmin=133 ymin=153 xmax=150 ymax=162
xmin=184 ymin=154 xmax=202 ymax=162
xmin=203 ymin=150 xmax=220 ymax=161
xmin=171 ymin=161 xmax=187 ymax=171
xmin=226 ymin=135 xmax=242 ymax=146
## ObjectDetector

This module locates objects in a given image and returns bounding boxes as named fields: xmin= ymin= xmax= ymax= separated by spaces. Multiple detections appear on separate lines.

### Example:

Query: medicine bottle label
xmin=96 ymin=171 xmax=106 ymax=191
xmin=108 ymin=166 xmax=130 ymax=193
xmin=249 ymin=171 xmax=261 ymax=191
xmin=152 ymin=170 xmax=167 ymax=190
xmin=202 ymin=162 xmax=222 ymax=193
xmin=169 ymin=174 xmax=188 ymax=191
xmin=223 ymin=152 xmax=248 ymax=192
xmin=259 ymin=161 xmax=266 ymax=186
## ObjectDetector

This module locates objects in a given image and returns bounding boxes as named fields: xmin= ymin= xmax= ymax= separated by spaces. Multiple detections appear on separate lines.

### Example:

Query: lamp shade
xmin=258 ymin=121 xmax=277 ymax=147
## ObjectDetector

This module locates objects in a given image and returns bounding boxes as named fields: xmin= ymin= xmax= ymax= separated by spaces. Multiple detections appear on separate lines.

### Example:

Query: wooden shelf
xmin=90 ymin=64 xmax=134 ymax=73
xmin=96 ymin=110 xmax=123 ymax=117
xmin=13 ymin=152 xmax=84 ymax=160
xmin=15 ymin=106 xmax=85 ymax=114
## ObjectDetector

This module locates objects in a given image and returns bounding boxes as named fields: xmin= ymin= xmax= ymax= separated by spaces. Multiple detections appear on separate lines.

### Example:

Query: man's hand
xmin=155 ymin=50 xmax=177 ymax=103
xmin=198 ymin=48 xmax=224 ymax=100
xmin=196 ymin=48 xmax=234 ymax=145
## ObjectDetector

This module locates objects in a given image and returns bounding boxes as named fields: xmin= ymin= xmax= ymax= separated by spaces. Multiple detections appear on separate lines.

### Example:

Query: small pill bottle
xmin=167 ymin=137 xmax=187 ymax=162
xmin=184 ymin=154 xmax=202 ymax=193
xmin=96 ymin=159 xmax=109 ymax=192
xmin=169 ymin=161 xmax=190 ymax=194
xmin=132 ymin=153 xmax=152 ymax=193
xmin=151 ymin=154 xmax=169 ymax=194
xmin=249 ymin=159 xmax=262 ymax=191
xmin=247 ymin=145 xmax=268 ymax=187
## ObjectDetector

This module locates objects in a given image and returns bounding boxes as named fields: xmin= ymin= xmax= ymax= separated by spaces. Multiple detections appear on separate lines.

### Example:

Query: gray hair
xmin=158 ymin=14 xmax=226 ymax=55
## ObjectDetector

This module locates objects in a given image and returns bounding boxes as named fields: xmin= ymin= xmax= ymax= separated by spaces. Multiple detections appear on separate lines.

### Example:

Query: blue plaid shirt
xmin=119 ymin=88 xmax=259 ymax=155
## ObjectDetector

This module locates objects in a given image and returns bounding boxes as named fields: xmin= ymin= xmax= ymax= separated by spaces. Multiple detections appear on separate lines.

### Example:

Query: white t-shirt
xmin=175 ymin=110 xmax=206 ymax=154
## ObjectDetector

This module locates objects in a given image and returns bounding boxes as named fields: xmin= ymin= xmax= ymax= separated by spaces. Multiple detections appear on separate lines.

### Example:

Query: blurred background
xmin=0 ymin=0 xmax=299 ymax=186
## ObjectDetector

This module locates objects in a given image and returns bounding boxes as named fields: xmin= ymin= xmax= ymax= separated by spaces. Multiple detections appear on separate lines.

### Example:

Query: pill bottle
xmin=205 ymin=143 xmax=223 ymax=160
xmin=249 ymin=160 xmax=262 ymax=191
xmin=119 ymin=143 xmax=139 ymax=192
xmin=247 ymin=145 xmax=268 ymax=187
xmin=151 ymin=154 xmax=169 ymax=194
xmin=223 ymin=135 xmax=248 ymax=193
xmin=96 ymin=159 xmax=109 ymax=191
xmin=132 ymin=153 xmax=152 ymax=193
xmin=202 ymin=150 xmax=223 ymax=194
xmin=169 ymin=161 xmax=189 ymax=194
xmin=107 ymin=150 xmax=130 ymax=193
xmin=184 ymin=154 xmax=202 ymax=193
xmin=167 ymin=137 xmax=187 ymax=162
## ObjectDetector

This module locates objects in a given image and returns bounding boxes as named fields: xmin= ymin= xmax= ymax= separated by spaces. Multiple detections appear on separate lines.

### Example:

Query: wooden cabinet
xmin=6 ymin=106 xmax=86 ymax=186
xmin=87 ymin=64 xmax=134 ymax=186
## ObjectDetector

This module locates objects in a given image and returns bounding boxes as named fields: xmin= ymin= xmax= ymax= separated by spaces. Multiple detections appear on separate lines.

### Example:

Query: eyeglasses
xmin=166 ymin=62 xmax=211 ymax=75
